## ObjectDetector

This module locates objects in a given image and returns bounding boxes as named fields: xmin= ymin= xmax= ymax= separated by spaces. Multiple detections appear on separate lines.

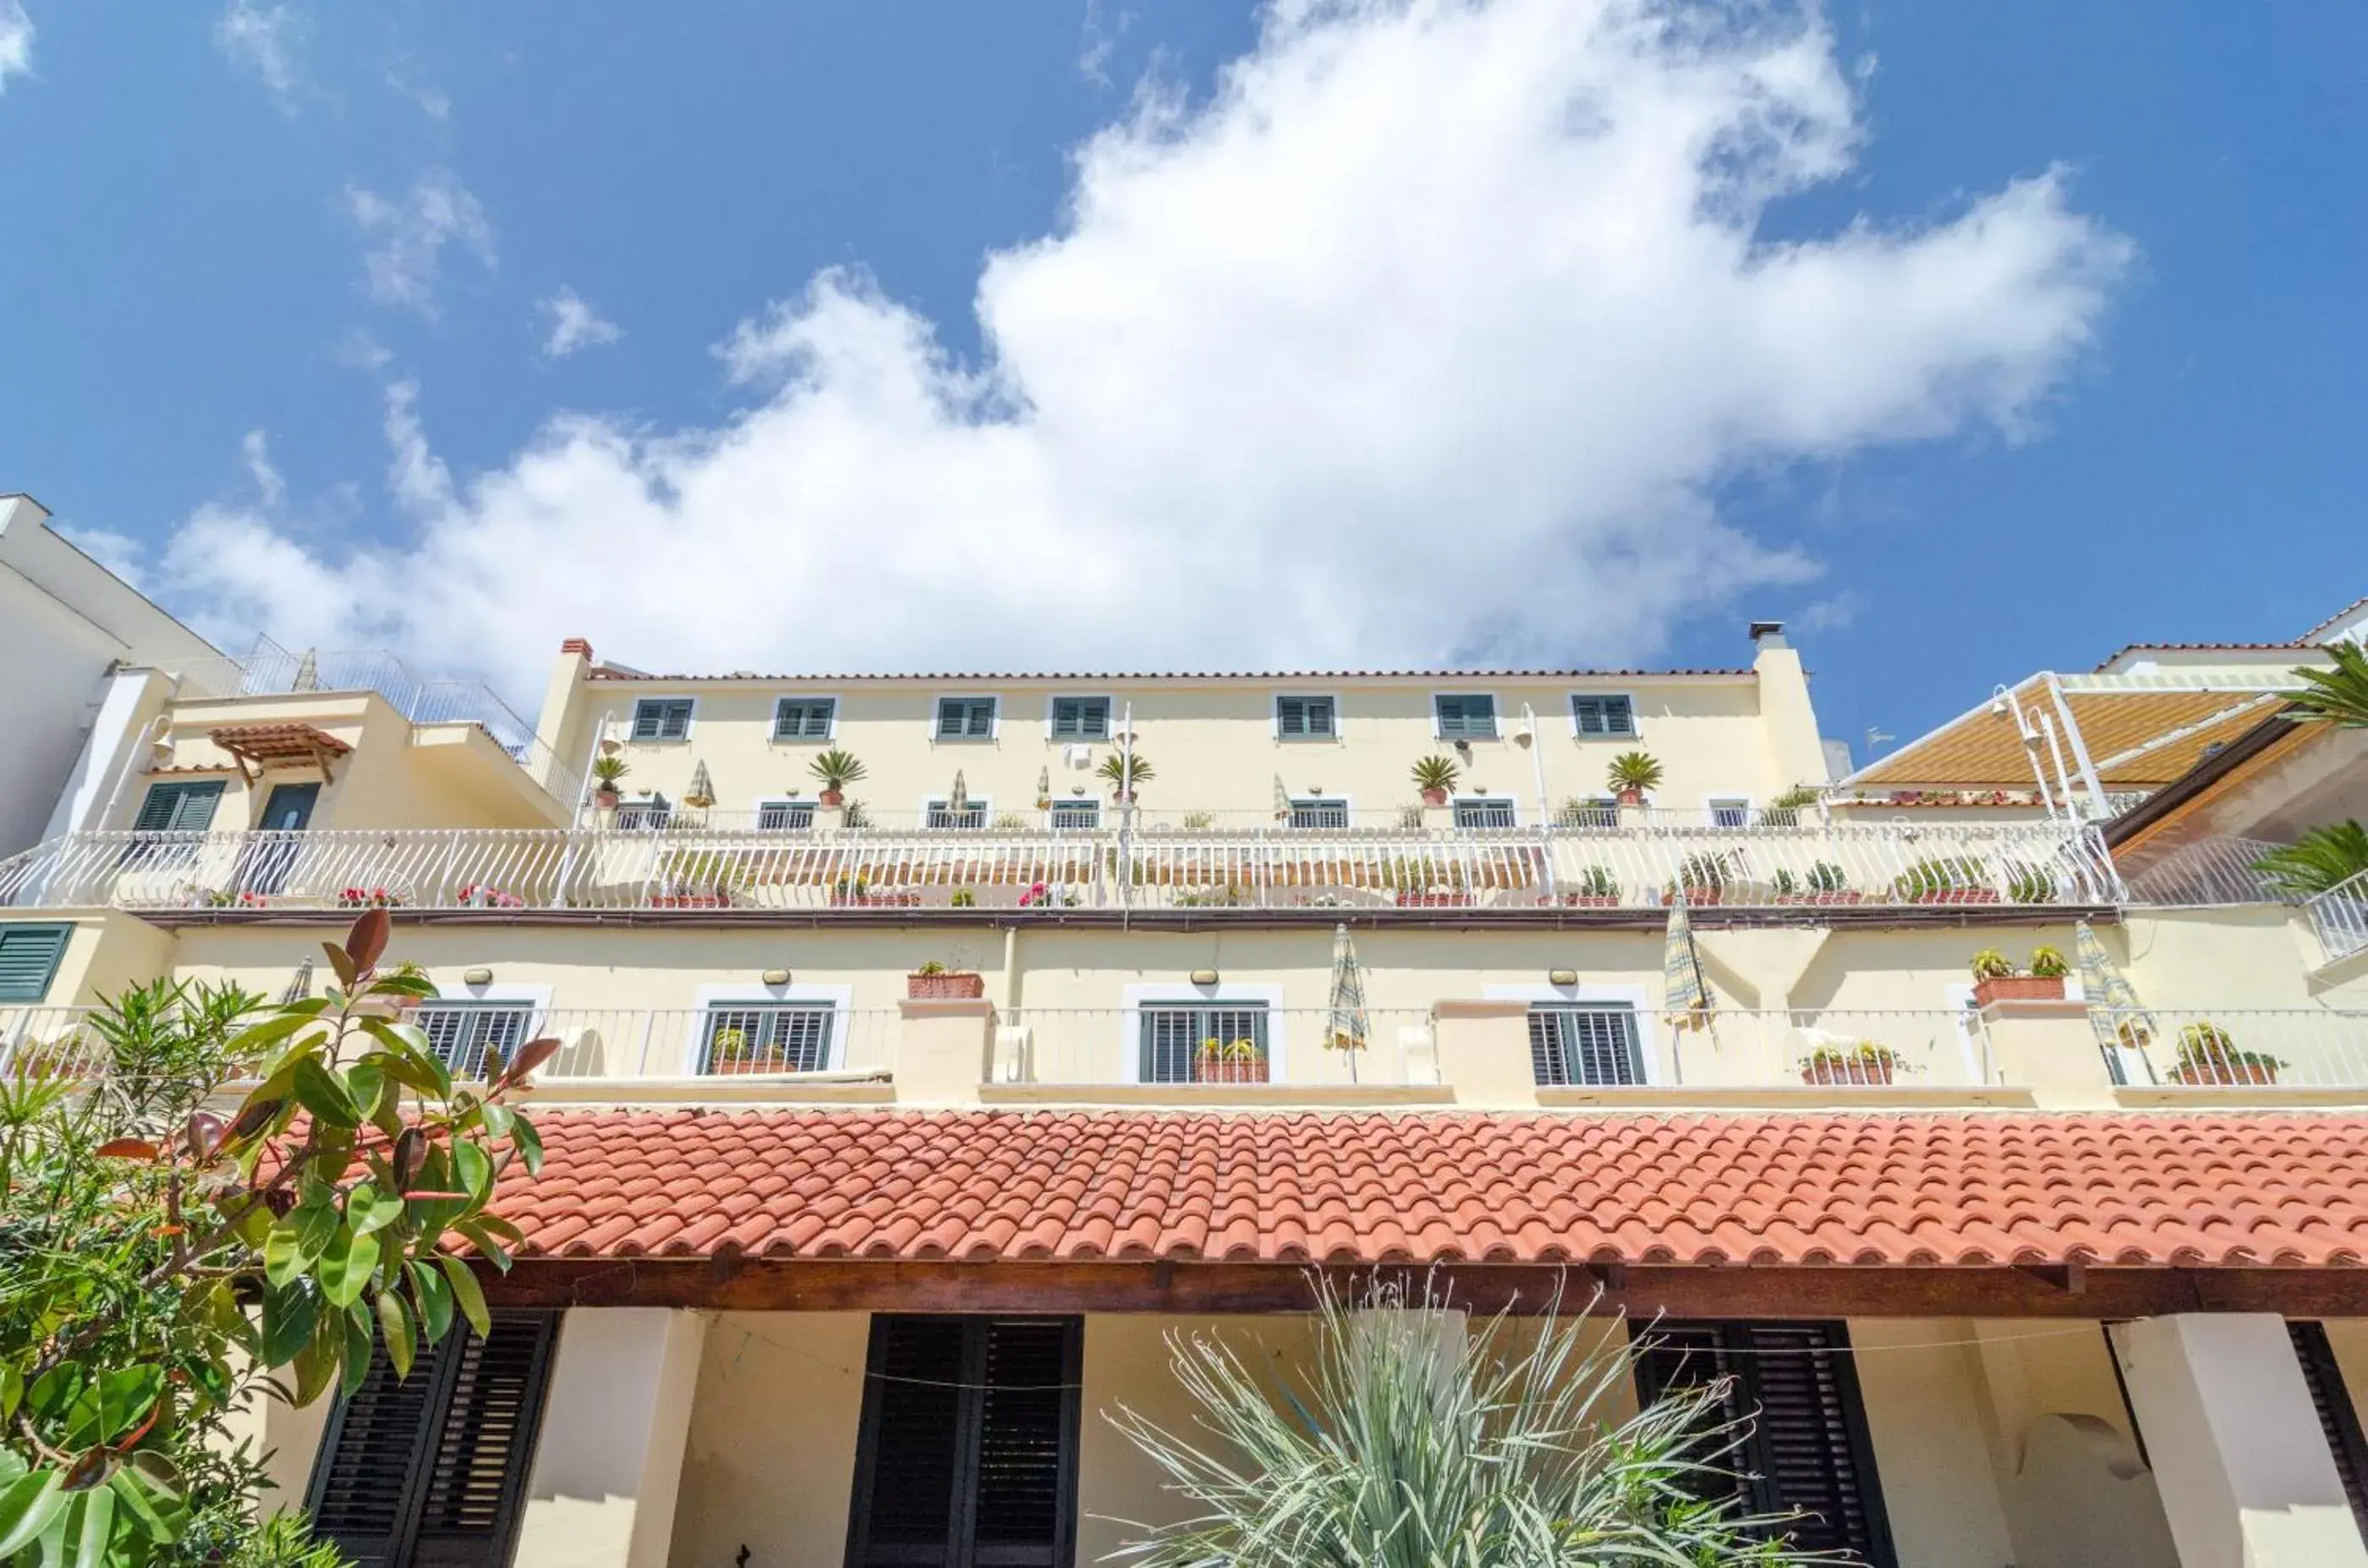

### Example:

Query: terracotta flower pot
xmin=1419 ymin=787 xmax=1449 ymax=807
xmin=1396 ymin=891 xmax=1474 ymax=907
xmin=819 ymin=789 xmax=844 ymax=808
xmin=1615 ymin=787 xmax=1644 ymax=807
xmin=1909 ymin=888 xmax=2001 ymax=906
xmin=1973 ymin=975 xmax=2066 ymax=1007
xmin=1195 ymin=1052 xmax=1270 ymax=1084
xmin=710 ymin=1057 xmax=771 ymax=1076
xmin=1801 ymin=1058 xmax=1895 ymax=1086
xmin=2173 ymin=1058 xmax=2278 ymax=1087
xmin=1554 ymin=894 xmax=1621 ymax=907
xmin=907 ymin=971 xmax=986 ymax=1000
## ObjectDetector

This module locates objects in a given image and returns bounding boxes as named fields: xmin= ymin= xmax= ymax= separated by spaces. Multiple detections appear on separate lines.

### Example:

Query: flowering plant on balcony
xmin=1196 ymin=1036 xmax=1269 ymax=1084
xmin=200 ymin=888 xmax=270 ymax=909
xmin=458 ymin=883 xmax=524 ymax=909
xmin=337 ymin=885 xmax=408 ymax=908
xmin=2170 ymin=1022 xmax=2283 ymax=1086
xmin=1798 ymin=1040 xmax=1910 ymax=1085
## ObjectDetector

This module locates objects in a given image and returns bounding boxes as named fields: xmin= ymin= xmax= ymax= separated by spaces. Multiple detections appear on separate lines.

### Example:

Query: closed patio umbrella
xmin=684 ymin=760 xmax=715 ymax=809
xmin=1328 ymin=923 xmax=1371 ymax=1083
xmin=2078 ymin=919 xmax=2154 ymax=1081
xmin=951 ymin=771 xmax=970 ymax=812
xmin=1274 ymin=775 xmax=1291 ymax=822
xmin=1663 ymin=898 xmax=1713 ymax=1031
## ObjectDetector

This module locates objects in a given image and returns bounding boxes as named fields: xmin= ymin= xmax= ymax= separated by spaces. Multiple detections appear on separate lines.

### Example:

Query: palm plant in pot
xmin=589 ymin=753 xmax=628 ymax=807
xmin=1099 ymin=750 xmax=1154 ymax=802
xmin=808 ymin=748 xmax=867 ymax=808
xmin=1606 ymin=749 xmax=1663 ymax=806
xmin=1410 ymin=754 xmax=1460 ymax=806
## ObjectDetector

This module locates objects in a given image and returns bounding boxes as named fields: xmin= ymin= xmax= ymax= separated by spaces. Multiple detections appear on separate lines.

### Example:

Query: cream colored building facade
xmin=5 ymin=622 xmax=2368 ymax=1568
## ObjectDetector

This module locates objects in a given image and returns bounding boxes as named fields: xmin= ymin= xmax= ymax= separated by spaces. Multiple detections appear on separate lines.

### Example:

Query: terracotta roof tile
xmin=582 ymin=666 xmax=1751 ymax=684
xmin=491 ymin=1110 xmax=2368 ymax=1269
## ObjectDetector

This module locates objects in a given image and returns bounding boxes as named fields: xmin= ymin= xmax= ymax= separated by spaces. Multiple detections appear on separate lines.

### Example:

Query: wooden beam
xmin=479 ymin=1258 xmax=2368 ymax=1319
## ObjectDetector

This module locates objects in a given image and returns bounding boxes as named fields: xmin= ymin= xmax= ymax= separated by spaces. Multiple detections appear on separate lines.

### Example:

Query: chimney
xmin=1747 ymin=620 xmax=1787 ymax=650
xmin=559 ymin=637 xmax=595 ymax=661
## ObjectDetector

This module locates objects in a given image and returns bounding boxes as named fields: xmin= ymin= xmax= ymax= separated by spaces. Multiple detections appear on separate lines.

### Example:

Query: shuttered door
xmin=309 ymin=1313 xmax=557 ymax=1568
xmin=1633 ymin=1320 xmax=1895 ymax=1566
xmin=2289 ymin=1322 xmax=2368 ymax=1533
xmin=847 ymin=1317 xmax=1082 ymax=1568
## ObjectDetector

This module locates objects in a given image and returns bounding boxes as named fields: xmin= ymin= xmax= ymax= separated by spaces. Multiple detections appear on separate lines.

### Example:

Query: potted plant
xmin=1410 ymin=755 xmax=1460 ymax=807
xmin=949 ymin=888 xmax=978 ymax=907
xmin=809 ymin=748 xmax=867 ymax=808
xmin=1606 ymin=751 xmax=1664 ymax=807
xmin=1893 ymin=855 xmax=1998 ymax=905
xmin=1773 ymin=863 xmax=1858 ymax=905
xmin=1195 ymin=1036 xmax=1270 ymax=1085
xmin=2171 ymin=1022 xmax=2283 ymax=1086
xmin=707 ymin=1025 xmax=759 ymax=1075
xmin=2004 ymin=862 xmax=2058 ymax=904
xmin=1757 ymin=784 xmax=1820 ymax=827
xmin=907 ymin=959 xmax=986 ymax=1000
xmin=1662 ymin=852 xmax=1729 ymax=907
xmin=590 ymin=754 xmax=628 ymax=807
xmin=1099 ymin=751 xmax=1155 ymax=803
xmin=1800 ymin=1040 xmax=1907 ymax=1086
xmin=385 ymin=960 xmax=432 ymax=1013
xmin=1556 ymin=864 xmax=1620 ymax=907
xmin=1969 ymin=947 xmax=2063 ymax=1006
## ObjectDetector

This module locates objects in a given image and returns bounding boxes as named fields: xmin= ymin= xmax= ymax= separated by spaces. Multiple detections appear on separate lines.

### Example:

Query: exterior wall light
xmin=462 ymin=966 xmax=495 ymax=986
xmin=1190 ymin=968 xmax=1220 ymax=987
xmin=761 ymin=968 xmax=792 ymax=986
xmin=1548 ymin=968 xmax=1579 ymax=987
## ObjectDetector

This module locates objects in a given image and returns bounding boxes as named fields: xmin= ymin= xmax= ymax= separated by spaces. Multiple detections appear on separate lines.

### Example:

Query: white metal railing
xmin=168 ymin=647 xmax=581 ymax=809
xmin=2093 ymin=1008 xmax=2368 ymax=1091
xmin=2306 ymin=869 xmax=2368 ymax=965
xmin=2119 ymin=834 xmax=2294 ymax=907
xmin=1003 ymin=1007 xmax=1429 ymax=1087
xmin=1552 ymin=1007 xmax=1984 ymax=1090
xmin=0 ymin=819 xmax=2123 ymax=915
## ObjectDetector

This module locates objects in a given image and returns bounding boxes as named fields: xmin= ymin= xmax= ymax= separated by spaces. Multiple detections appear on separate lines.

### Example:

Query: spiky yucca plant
xmin=2253 ymin=820 xmax=2368 ymax=895
xmin=1104 ymin=1274 xmax=1821 ymax=1567
xmin=2290 ymin=639 xmax=2368 ymax=729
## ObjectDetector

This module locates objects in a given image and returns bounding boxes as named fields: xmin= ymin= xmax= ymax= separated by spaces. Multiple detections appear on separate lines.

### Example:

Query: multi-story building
xmin=0 ymin=493 xmax=219 ymax=858
xmin=4 ymin=616 xmax=2368 ymax=1568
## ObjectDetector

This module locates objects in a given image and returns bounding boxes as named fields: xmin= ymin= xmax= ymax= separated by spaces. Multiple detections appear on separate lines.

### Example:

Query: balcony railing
xmin=2093 ymin=1007 xmax=2368 ymax=1091
xmin=1000 ymin=1007 xmax=1433 ymax=1087
xmin=2119 ymin=834 xmax=2294 ymax=907
xmin=2306 ymin=870 xmax=2368 ymax=966
xmin=0 ymin=818 xmax=2122 ymax=916
xmin=169 ymin=647 xmax=582 ymax=809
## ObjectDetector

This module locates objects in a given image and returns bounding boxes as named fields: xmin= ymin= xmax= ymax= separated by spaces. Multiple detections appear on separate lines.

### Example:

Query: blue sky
xmin=1 ymin=2 xmax=2360 ymax=768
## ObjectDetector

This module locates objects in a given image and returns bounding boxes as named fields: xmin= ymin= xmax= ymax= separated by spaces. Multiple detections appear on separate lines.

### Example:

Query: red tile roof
xmin=581 ymin=666 xmax=1752 ymax=684
xmin=496 ymin=1110 xmax=2368 ymax=1269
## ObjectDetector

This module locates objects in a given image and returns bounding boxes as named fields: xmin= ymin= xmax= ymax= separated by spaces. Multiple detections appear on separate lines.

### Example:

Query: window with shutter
xmin=702 ymin=1004 xmax=836 ymax=1073
xmin=0 ymin=924 xmax=72 ymax=1004
xmin=308 ymin=1313 xmax=556 ymax=1568
xmin=1632 ymin=1320 xmax=1895 ymax=1565
xmin=1138 ymin=1004 xmax=1269 ymax=1084
xmin=1452 ymin=798 xmax=1516 ymax=830
xmin=1287 ymin=798 xmax=1349 ymax=830
xmin=928 ymin=799 xmax=989 ymax=831
xmin=846 ymin=1317 xmax=1082 ymax=1568
xmin=773 ymin=699 xmax=837 ymax=741
xmin=937 ymin=698 xmax=998 ymax=740
xmin=2290 ymin=1322 xmax=2368 ymax=1533
xmin=1708 ymin=798 xmax=1751 ymax=830
xmin=134 ymin=779 xmax=227 ymax=833
xmin=1047 ymin=800 xmax=1099 ymax=831
xmin=1527 ymin=1006 xmax=1642 ymax=1086
xmin=1050 ymin=698 xmax=1110 ymax=740
xmin=416 ymin=1005 xmax=533 ymax=1079
xmin=1275 ymin=695 xmax=1336 ymax=739
xmin=1433 ymin=694 xmax=1497 ymax=738
xmin=756 ymin=799 xmax=817 ymax=832
xmin=1570 ymin=694 xmax=1636 ymax=737
xmin=630 ymin=699 xmax=693 ymax=742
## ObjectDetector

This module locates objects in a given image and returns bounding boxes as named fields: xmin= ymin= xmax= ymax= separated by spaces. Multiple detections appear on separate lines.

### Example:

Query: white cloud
xmin=242 ymin=430 xmax=285 ymax=507
xmin=0 ymin=3 xmax=33 ymax=95
xmin=214 ymin=0 xmax=309 ymax=114
xmin=58 ymin=524 xmax=146 ymax=587
xmin=344 ymin=170 xmax=495 ymax=316
xmin=156 ymin=0 xmax=2128 ymax=699
xmin=538 ymin=288 xmax=622 ymax=359
xmin=386 ymin=69 xmax=450 ymax=120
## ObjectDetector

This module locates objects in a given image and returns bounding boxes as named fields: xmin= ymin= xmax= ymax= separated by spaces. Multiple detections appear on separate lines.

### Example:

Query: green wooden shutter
xmin=847 ymin=1317 xmax=1081 ymax=1568
xmin=134 ymin=780 xmax=224 ymax=832
xmin=1435 ymin=695 xmax=1495 ymax=737
xmin=308 ymin=1313 xmax=557 ymax=1568
xmin=2290 ymin=1323 xmax=2368 ymax=1533
xmin=1634 ymin=1320 xmax=1895 ymax=1565
xmin=0 ymin=924 xmax=73 ymax=1003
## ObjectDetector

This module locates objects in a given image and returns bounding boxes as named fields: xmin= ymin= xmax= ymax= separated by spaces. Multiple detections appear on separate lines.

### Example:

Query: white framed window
xmin=934 ymin=695 xmax=999 ymax=741
xmin=1274 ymin=694 xmax=1339 ymax=740
xmin=1047 ymin=695 xmax=1112 ymax=741
xmin=691 ymin=981 xmax=854 ymax=1076
xmin=754 ymin=798 xmax=815 ymax=831
xmin=1569 ymin=693 xmax=1637 ymax=738
xmin=1047 ymin=798 xmax=1100 ymax=831
xmin=612 ymin=792 xmax=674 ymax=831
xmin=926 ymin=797 xmax=989 ymax=830
xmin=628 ymin=698 xmax=695 ymax=742
xmin=771 ymin=697 xmax=838 ymax=741
xmin=1287 ymin=797 xmax=1350 ymax=830
xmin=413 ymin=981 xmax=554 ymax=1079
xmin=1121 ymin=981 xmax=1287 ymax=1084
xmin=1706 ymin=797 xmax=1751 ymax=830
xmin=1432 ymin=693 xmax=1498 ymax=739
xmin=1453 ymin=797 xmax=1518 ymax=830
xmin=1486 ymin=981 xmax=1656 ymax=1087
